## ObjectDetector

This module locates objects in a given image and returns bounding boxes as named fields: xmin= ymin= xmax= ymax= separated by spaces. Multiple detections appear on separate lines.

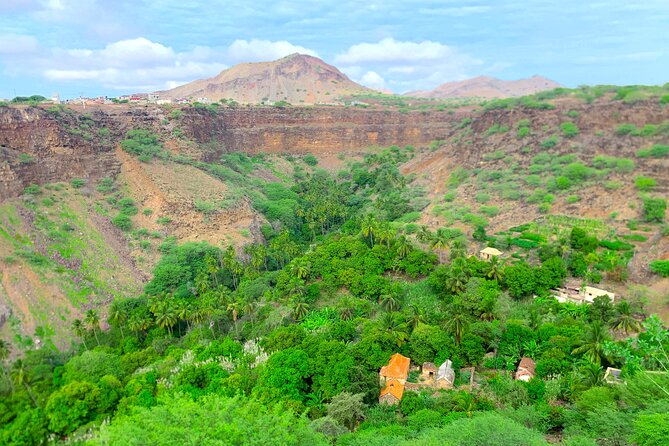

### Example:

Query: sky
xmin=0 ymin=0 xmax=667 ymax=98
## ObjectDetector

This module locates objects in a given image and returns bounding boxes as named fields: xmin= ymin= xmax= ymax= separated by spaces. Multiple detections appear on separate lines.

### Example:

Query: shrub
xmin=635 ymin=176 xmax=656 ymax=192
xmin=112 ymin=214 xmax=132 ymax=231
xmin=303 ymin=154 xmax=318 ymax=166
xmin=642 ymin=197 xmax=667 ymax=222
xmin=444 ymin=191 xmax=457 ymax=202
xmin=566 ymin=195 xmax=580 ymax=204
xmin=18 ymin=153 xmax=34 ymax=164
xmin=560 ymin=122 xmax=579 ymax=138
xmin=637 ymin=144 xmax=669 ymax=158
xmin=517 ymin=127 xmax=530 ymax=138
xmin=447 ymin=168 xmax=469 ymax=189
xmin=486 ymin=124 xmax=510 ymax=136
xmin=649 ymin=260 xmax=669 ymax=277
xmin=604 ymin=181 xmax=621 ymax=190
xmin=71 ymin=178 xmax=86 ymax=188
xmin=120 ymin=130 xmax=163 ymax=162
xmin=540 ymin=135 xmax=559 ymax=149
xmin=479 ymin=205 xmax=499 ymax=217
xmin=96 ymin=177 xmax=115 ymax=193
xmin=23 ymin=184 xmax=41 ymax=195
xmin=615 ymin=123 xmax=636 ymax=135
xmin=475 ymin=193 xmax=490 ymax=203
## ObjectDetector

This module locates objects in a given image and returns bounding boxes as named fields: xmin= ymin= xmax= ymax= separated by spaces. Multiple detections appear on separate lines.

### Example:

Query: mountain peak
xmin=159 ymin=54 xmax=369 ymax=104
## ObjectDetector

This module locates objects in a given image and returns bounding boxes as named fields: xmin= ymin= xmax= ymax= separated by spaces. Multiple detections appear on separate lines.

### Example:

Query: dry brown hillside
xmin=407 ymin=75 xmax=561 ymax=99
xmin=157 ymin=53 xmax=371 ymax=104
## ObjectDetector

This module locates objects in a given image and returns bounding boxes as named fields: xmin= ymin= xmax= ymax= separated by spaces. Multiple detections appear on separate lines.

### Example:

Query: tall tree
xmin=107 ymin=301 xmax=127 ymax=339
xmin=572 ymin=321 xmax=611 ymax=365
xmin=84 ymin=309 xmax=101 ymax=346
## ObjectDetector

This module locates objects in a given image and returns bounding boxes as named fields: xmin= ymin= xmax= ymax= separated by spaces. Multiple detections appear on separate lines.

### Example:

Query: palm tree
xmin=379 ymin=294 xmax=401 ymax=312
xmin=376 ymin=223 xmax=395 ymax=248
xmin=107 ymin=301 xmax=127 ymax=339
xmin=445 ymin=312 xmax=468 ymax=345
xmin=446 ymin=260 xmax=469 ymax=294
xmin=406 ymin=304 xmax=425 ymax=329
xmin=449 ymin=238 xmax=466 ymax=260
xmin=0 ymin=340 xmax=11 ymax=391
xmin=71 ymin=318 xmax=88 ymax=350
xmin=486 ymin=256 xmax=504 ymax=282
xmin=360 ymin=214 xmax=378 ymax=246
xmin=377 ymin=313 xmax=408 ymax=347
xmin=416 ymin=225 xmax=433 ymax=244
xmin=576 ymin=362 xmax=605 ymax=390
xmin=395 ymin=235 xmax=413 ymax=258
xmin=610 ymin=301 xmax=641 ymax=335
xmin=431 ymin=234 xmax=449 ymax=263
xmin=293 ymin=301 xmax=310 ymax=321
xmin=128 ymin=312 xmax=151 ymax=335
xmin=11 ymin=360 xmax=36 ymax=406
xmin=290 ymin=259 xmax=311 ymax=280
xmin=84 ymin=309 xmax=100 ymax=346
xmin=478 ymin=296 xmax=496 ymax=322
xmin=453 ymin=391 xmax=477 ymax=417
xmin=152 ymin=301 xmax=178 ymax=336
xmin=572 ymin=322 xmax=611 ymax=365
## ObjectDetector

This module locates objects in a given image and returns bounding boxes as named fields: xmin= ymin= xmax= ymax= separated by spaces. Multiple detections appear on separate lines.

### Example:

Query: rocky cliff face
xmin=0 ymin=105 xmax=457 ymax=199
xmin=0 ymin=107 xmax=120 ymax=200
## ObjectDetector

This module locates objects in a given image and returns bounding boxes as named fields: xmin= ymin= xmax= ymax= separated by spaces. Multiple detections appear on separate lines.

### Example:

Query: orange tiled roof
xmin=379 ymin=378 xmax=405 ymax=400
xmin=517 ymin=357 xmax=536 ymax=375
xmin=380 ymin=353 xmax=410 ymax=380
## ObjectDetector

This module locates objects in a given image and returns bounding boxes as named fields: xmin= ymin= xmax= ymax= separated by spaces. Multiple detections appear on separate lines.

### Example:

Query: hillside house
xmin=604 ymin=367 xmax=623 ymax=384
xmin=379 ymin=378 xmax=404 ymax=405
xmin=435 ymin=360 xmax=456 ymax=389
xmin=379 ymin=353 xmax=410 ymax=405
xmin=421 ymin=362 xmax=437 ymax=382
xmin=480 ymin=247 xmax=502 ymax=260
xmin=148 ymin=93 xmax=160 ymax=102
xmin=552 ymin=285 xmax=615 ymax=305
xmin=515 ymin=357 xmax=536 ymax=382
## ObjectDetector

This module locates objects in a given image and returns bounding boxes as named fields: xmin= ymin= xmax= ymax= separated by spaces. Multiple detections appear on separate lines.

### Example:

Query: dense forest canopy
xmin=1 ymin=143 xmax=668 ymax=446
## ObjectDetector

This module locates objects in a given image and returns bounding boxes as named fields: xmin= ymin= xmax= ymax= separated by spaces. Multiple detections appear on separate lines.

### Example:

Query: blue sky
xmin=0 ymin=1 xmax=667 ymax=98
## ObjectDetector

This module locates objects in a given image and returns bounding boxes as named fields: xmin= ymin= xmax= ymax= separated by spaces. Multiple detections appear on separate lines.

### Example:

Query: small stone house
xmin=421 ymin=362 xmax=438 ymax=382
xmin=379 ymin=353 xmax=411 ymax=404
xmin=379 ymin=378 xmax=405 ymax=405
xmin=604 ymin=367 xmax=623 ymax=384
xmin=515 ymin=357 xmax=536 ymax=382
xmin=480 ymin=247 xmax=502 ymax=261
xmin=435 ymin=360 xmax=456 ymax=389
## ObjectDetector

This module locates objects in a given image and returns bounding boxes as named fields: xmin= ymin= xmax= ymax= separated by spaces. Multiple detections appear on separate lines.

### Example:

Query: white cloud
xmin=227 ymin=39 xmax=318 ymax=63
xmin=335 ymin=38 xmax=483 ymax=93
xmin=360 ymin=71 xmax=386 ymax=90
xmin=28 ymin=37 xmax=227 ymax=91
xmin=1 ymin=36 xmax=319 ymax=92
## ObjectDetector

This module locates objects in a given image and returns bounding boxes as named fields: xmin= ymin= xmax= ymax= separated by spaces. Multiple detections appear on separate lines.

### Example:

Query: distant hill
xmin=406 ymin=75 xmax=561 ymax=99
xmin=157 ymin=53 xmax=371 ymax=104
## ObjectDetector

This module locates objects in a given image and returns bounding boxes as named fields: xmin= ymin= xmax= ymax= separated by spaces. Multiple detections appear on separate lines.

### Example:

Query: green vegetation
xmin=560 ymin=122 xmax=580 ymax=138
xmin=120 ymin=130 xmax=165 ymax=162
xmin=642 ymin=197 xmax=667 ymax=222
xmin=634 ymin=176 xmax=656 ymax=192
xmin=649 ymin=260 xmax=669 ymax=277
xmin=636 ymin=144 xmax=669 ymax=158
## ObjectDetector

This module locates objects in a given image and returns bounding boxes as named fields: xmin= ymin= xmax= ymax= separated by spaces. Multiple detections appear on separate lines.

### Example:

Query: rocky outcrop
xmin=0 ymin=106 xmax=120 ymax=200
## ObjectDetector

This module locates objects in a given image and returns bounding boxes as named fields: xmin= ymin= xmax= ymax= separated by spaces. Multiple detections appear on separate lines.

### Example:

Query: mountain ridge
xmin=406 ymin=75 xmax=561 ymax=99
xmin=157 ymin=53 xmax=371 ymax=104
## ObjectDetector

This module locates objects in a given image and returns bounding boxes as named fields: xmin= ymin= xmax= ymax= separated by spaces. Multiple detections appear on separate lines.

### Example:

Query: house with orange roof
xmin=379 ymin=378 xmax=405 ymax=405
xmin=379 ymin=353 xmax=411 ymax=405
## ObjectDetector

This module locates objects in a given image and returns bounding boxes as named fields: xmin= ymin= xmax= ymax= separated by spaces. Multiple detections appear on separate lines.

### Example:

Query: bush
xmin=560 ymin=122 xmax=579 ymax=138
xmin=303 ymin=154 xmax=318 ymax=166
xmin=71 ymin=178 xmax=86 ymax=188
xmin=120 ymin=130 xmax=163 ymax=162
xmin=642 ymin=197 xmax=667 ymax=222
xmin=541 ymin=136 xmax=559 ymax=149
xmin=23 ymin=184 xmax=41 ymax=195
xmin=615 ymin=123 xmax=636 ymax=135
xmin=637 ymin=144 xmax=669 ymax=158
xmin=635 ymin=176 xmax=656 ymax=192
xmin=112 ymin=214 xmax=132 ymax=231
xmin=649 ymin=260 xmax=669 ymax=277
